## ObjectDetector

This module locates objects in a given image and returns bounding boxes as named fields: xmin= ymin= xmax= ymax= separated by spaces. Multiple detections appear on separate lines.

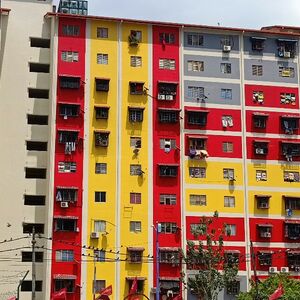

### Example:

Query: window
xmin=220 ymin=88 xmax=232 ymax=100
xmin=258 ymin=224 xmax=272 ymax=238
xmin=284 ymin=171 xmax=300 ymax=182
xmin=25 ymin=168 xmax=47 ymax=179
xmin=287 ymin=252 xmax=300 ymax=270
xmin=28 ymin=88 xmax=49 ymax=99
xmin=256 ymin=170 xmax=267 ymax=181
xmin=159 ymin=138 xmax=176 ymax=153
xmin=127 ymin=279 xmax=145 ymax=294
xmin=189 ymin=194 xmax=207 ymax=206
xmin=95 ymin=106 xmax=109 ymax=119
xmin=59 ymin=104 xmax=79 ymax=117
xmin=93 ymin=280 xmax=106 ymax=294
xmin=252 ymin=65 xmax=263 ymax=76
xmin=60 ymin=76 xmax=80 ymax=89
xmin=97 ymin=27 xmax=108 ymax=38
xmin=27 ymin=114 xmax=48 ymax=125
xmin=56 ymin=188 xmax=78 ymax=202
xmin=94 ymin=250 xmax=106 ymax=262
xmin=280 ymin=92 xmax=296 ymax=105
xmin=157 ymin=82 xmax=177 ymax=100
xmin=23 ymin=223 xmax=44 ymax=234
xmin=253 ymin=114 xmax=268 ymax=128
xmin=97 ymin=53 xmax=108 ymax=65
xmin=187 ymin=60 xmax=204 ymax=72
xmin=282 ymin=142 xmax=300 ymax=161
xmin=251 ymin=37 xmax=265 ymax=51
xmin=284 ymin=196 xmax=300 ymax=210
xmin=129 ymin=30 xmax=142 ymax=45
xmin=62 ymin=25 xmax=80 ymax=36
xmin=95 ymin=163 xmax=107 ymax=174
xmin=225 ymin=224 xmax=236 ymax=236
xmin=225 ymin=251 xmax=239 ymax=267
xmin=130 ymin=193 xmax=141 ymax=204
xmin=187 ymin=33 xmax=203 ymax=46
xmin=159 ymin=165 xmax=178 ymax=177
xmin=252 ymin=91 xmax=264 ymax=104
xmin=222 ymin=142 xmax=233 ymax=153
xmin=187 ymin=111 xmax=208 ymax=126
xmin=220 ymin=63 xmax=231 ymax=74
xmin=187 ymin=86 xmax=204 ymax=100
xmin=21 ymin=281 xmax=43 ymax=292
xmin=282 ymin=117 xmax=299 ymax=135
xmin=223 ymin=168 xmax=234 ymax=180
xmin=222 ymin=115 xmax=233 ymax=127
xmin=258 ymin=252 xmax=272 ymax=266
xmin=189 ymin=167 xmax=206 ymax=178
xmin=58 ymin=161 xmax=76 ymax=173
xmin=159 ymin=250 xmax=180 ymax=264
xmin=188 ymin=137 xmax=208 ymax=159
xmin=130 ymin=56 xmax=142 ymax=67
xmin=94 ymin=131 xmax=109 ymax=147
xmin=95 ymin=191 xmax=106 ymax=203
xmin=277 ymin=40 xmax=296 ymax=58
xmin=130 ymin=221 xmax=141 ymax=232
xmin=61 ymin=51 xmax=78 ymax=62
xmin=254 ymin=141 xmax=269 ymax=155
xmin=159 ymin=222 xmax=177 ymax=234
xmin=128 ymin=107 xmax=144 ymax=122
xmin=159 ymin=194 xmax=176 ymax=205
xmin=256 ymin=195 xmax=270 ymax=209
xmin=22 ymin=251 xmax=43 ymax=262
xmin=224 ymin=196 xmax=235 ymax=208
xmin=158 ymin=110 xmax=179 ymax=123
xmin=159 ymin=58 xmax=175 ymax=70
xmin=30 ymin=37 xmax=50 ymax=48
xmin=190 ymin=223 xmax=204 ymax=234
xmin=130 ymin=164 xmax=143 ymax=176
xmin=56 ymin=250 xmax=74 ymax=262
xmin=226 ymin=281 xmax=240 ymax=295
xmin=279 ymin=66 xmax=295 ymax=78
xmin=24 ymin=195 xmax=46 ymax=206
xmin=130 ymin=82 xmax=144 ymax=95
xmin=128 ymin=248 xmax=144 ymax=263
xmin=29 ymin=63 xmax=50 ymax=73
xmin=55 ymin=219 xmax=77 ymax=232
xmin=285 ymin=223 xmax=300 ymax=240
xmin=26 ymin=141 xmax=47 ymax=151
xmin=130 ymin=137 xmax=142 ymax=148
xmin=54 ymin=279 xmax=75 ymax=293
xmin=94 ymin=79 xmax=109 ymax=93
xmin=94 ymin=220 xmax=106 ymax=232
xmin=159 ymin=33 xmax=175 ymax=44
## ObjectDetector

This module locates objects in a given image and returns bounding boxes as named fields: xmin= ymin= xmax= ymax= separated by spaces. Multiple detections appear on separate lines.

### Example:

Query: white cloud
xmin=53 ymin=0 xmax=300 ymax=29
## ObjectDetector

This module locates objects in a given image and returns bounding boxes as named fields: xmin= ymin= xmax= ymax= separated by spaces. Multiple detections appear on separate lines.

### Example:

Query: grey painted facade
xmin=184 ymin=54 xmax=240 ymax=80
xmin=187 ymin=276 xmax=248 ymax=300
xmin=184 ymin=80 xmax=241 ymax=105
xmin=184 ymin=32 xmax=240 ymax=52
xmin=244 ymin=58 xmax=298 ymax=83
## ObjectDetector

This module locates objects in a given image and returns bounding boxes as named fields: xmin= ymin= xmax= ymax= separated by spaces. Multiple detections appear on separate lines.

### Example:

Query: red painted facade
xmin=245 ymin=84 xmax=299 ymax=109
xmin=50 ymin=18 xmax=86 ymax=299
xmin=152 ymin=25 xmax=181 ymax=294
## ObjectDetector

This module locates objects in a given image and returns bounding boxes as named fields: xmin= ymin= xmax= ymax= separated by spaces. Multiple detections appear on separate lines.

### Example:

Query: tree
xmin=238 ymin=273 xmax=300 ymax=300
xmin=183 ymin=212 xmax=238 ymax=300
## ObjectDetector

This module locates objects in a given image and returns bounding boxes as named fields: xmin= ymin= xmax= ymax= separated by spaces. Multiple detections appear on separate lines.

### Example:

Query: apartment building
xmin=1 ymin=0 xmax=300 ymax=299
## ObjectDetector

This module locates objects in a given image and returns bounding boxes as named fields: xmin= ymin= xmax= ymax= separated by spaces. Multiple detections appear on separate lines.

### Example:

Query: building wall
xmin=0 ymin=1 xmax=52 ymax=299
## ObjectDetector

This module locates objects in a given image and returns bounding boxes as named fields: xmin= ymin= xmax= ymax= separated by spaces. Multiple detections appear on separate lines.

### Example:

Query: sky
xmin=53 ymin=0 xmax=300 ymax=30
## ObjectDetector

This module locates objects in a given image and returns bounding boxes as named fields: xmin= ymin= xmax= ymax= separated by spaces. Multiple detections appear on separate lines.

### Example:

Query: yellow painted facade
xmin=119 ymin=22 xmax=149 ymax=299
xmin=87 ymin=20 xmax=119 ymax=299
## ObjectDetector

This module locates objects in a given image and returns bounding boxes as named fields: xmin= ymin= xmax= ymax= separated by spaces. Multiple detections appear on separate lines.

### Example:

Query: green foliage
xmin=237 ymin=273 xmax=300 ymax=300
xmin=183 ymin=213 xmax=238 ymax=300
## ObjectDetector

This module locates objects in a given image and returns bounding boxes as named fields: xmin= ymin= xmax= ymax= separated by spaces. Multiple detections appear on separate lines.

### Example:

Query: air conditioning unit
xmin=284 ymin=51 xmax=291 ymax=58
xmin=157 ymin=94 xmax=165 ymax=100
xmin=260 ymin=202 xmax=269 ymax=209
xmin=255 ymin=148 xmax=265 ymax=155
xmin=223 ymin=45 xmax=231 ymax=52
xmin=165 ymin=95 xmax=173 ymax=100
xmin=60 ymin=201 xmax=69 ymax=208
xmin=295 ymin=266 xmax=300 ymax=272
xmin=167 ymin=290 xmax=173 ymax=297
xmin=281 ymin=267 xmax=289 ymax=273
xmin=90 ymin=232 xmax=99 ymax=239
xmin=261 ymin=232 xmax=271 ymax=238
xmin=269 ymin=266 xmax=278 ymax=273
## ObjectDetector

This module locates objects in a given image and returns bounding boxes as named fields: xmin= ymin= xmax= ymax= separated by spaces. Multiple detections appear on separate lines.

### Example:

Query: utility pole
xmin=32 ymin=226 xmax=36 ymax=300
xmin=155 ymin=223 xmax=160 ymax=300
xmin=250 ymin=241 xmax=259 ymax=300
xmin=17 ymin=270 xmax=29 ymax=300
xmin=93 ymin=251 xmax=97 ymax=300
